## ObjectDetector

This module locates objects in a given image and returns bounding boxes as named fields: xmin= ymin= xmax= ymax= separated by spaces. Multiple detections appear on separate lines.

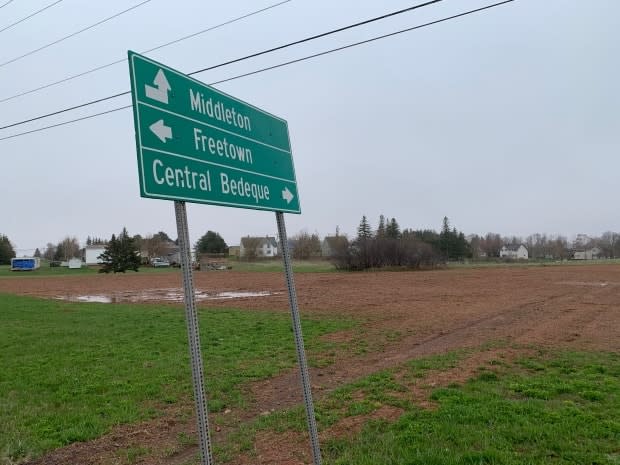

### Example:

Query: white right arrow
xmin=145 ymin=69 xmax=171 ymax=104
xmin=149 ymin=119 xmax=172 ymax=143
xmin=282 ymin=187 xmax=294 ymax=204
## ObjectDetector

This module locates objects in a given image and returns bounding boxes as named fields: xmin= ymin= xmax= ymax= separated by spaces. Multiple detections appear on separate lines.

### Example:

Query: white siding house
xmin=240 ymin=236 xmax=278 ymax=258
xmin=573 ymin=247 xmax=601 ymax=260
xmin=499 ymin=244 xmax=529 ymax=260
xmin=82 ymin=245 xmax=106 ymax=265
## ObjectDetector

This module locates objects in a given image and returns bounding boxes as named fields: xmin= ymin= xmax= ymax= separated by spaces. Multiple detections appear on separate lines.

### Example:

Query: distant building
xmin=573 ymin=247 xmax=601 ymax=260
xmin=82 ymin=245 xmax=106 ymax=265
xmin=321 ymin=236 xmax=348 ymax=257
xmin=240 ymin=236 xmax=278 ymax=258
xmin=499 ymin=244 xmax=529 ymax=260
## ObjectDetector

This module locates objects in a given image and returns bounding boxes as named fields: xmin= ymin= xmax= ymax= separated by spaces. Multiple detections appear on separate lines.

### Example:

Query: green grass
xmin=448 ymin=258 xmax=620 ymax=269
xmin=0 ymin=263 xmax=183 ymax=278
xmin=0 ymin=294 xmax=353 ymax=463
xmin=227 ymin=258 xmax=335 ymax=273
xmin=324 ymin=350 xmax=620 ymax=464
xmin=0 ymin=258 xmax=336 ymax=277
xmin=239 ymin=350 xmax=620 ymax=464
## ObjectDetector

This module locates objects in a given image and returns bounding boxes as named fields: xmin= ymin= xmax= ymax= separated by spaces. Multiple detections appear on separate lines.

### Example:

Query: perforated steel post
xmin=174 ymin=201 xmax=213 ymax=465
xmin=276 ymin=211 xmax=322 ymax=465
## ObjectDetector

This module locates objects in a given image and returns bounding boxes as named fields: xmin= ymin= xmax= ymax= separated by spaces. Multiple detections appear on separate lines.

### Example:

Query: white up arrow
xmin=150 ymin=119 xmax=172 ymax=143
xmin=145 ymin=69 xmax=171 ymax=104
xmin=282 ymin=187 xmax=294 ymax=204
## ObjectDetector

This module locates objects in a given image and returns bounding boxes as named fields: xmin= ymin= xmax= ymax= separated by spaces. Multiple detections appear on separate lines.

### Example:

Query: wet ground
xmin=55 ymin=289 xmax=278 ymax=304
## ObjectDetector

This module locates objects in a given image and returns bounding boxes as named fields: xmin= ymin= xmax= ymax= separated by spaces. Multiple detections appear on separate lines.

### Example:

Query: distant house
xmin=499 ymin=244 xmax=528 ymax=260
xmin=321 ymin=236 xmax=348 ymax=257
xmin=82 ymin=245 xmax=106 ymax=265
xmin=573 ymin=247 xmax=601 ymax=260
xmin=240 ymin=236 xmax=278 ymax=258
xmin=141 ymin=240 xmax=180 ymax=265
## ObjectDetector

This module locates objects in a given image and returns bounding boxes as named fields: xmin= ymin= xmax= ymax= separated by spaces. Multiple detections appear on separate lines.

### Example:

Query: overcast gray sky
xmin=1 ymin=0 xmax=618 ymax=254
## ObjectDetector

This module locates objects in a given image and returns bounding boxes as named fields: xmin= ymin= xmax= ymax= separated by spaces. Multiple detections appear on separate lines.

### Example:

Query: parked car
xmin=152 ymin=258 xmax=170 ymax=268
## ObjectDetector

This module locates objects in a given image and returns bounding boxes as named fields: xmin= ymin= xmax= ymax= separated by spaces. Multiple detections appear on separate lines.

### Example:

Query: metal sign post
xmin=174 ymin=200 xmax=213 ymax=465
xmin=276 ymin=211 xmax=322 ymax=465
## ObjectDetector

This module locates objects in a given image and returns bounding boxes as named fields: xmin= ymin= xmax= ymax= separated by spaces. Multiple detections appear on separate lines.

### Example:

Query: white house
xmin=82 ymin=245 xmax=106 ymax=265
xmin=240 ymin=236 xmax=278 ymax=258
xmin=573 ymin=247 xmax=601 ymax=260
xmin=499 ymin=244 xmax=529 ymax=260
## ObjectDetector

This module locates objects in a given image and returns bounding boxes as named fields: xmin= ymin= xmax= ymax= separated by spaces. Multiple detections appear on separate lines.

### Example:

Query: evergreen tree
xmin=376 ymin=215 xmax=386 ymax=237
xmin=386 ymin=218 xmax=401 ymax=239
xmin=194 ymin=231 xmax=228 ymax=257
xmin=33 ymin=248 xmax=41 ymax=258
xmin=439 ymin=216 xmax=451 ymax=259
xmin=98 ymin=228 xmax=141 ymax=273
xmin=0 ymin=234 xmax=16 ymax=265
xmin=357 ymin=215 xmax=372 ymax=240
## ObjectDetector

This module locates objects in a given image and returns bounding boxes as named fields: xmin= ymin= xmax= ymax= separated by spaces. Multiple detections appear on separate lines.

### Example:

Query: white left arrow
xmin=282 ymin=187 xmax=294 ymax=204
xmin=150 ymin=119 xmax=172 ymax=143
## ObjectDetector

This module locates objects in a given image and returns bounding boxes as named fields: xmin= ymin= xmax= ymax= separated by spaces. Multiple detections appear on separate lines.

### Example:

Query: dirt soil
xmin=4 ymin=264 xmax=620 ymax=465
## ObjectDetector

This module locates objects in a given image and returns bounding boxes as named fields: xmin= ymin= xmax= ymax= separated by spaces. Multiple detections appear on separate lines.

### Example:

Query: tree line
xmin=2 ymin=224 xmax=618 ymax=270
xmin=330 ymin=215 xmax=470 ymax=270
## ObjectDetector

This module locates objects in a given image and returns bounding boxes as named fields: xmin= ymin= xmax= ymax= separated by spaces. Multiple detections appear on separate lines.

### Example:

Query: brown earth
xmin=3 ymin=264 xmax=620 ymax=465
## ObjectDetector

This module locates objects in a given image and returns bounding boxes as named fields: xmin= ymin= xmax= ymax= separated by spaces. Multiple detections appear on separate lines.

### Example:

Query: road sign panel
xmin=128 ymin=51 xmax=300 ymax=213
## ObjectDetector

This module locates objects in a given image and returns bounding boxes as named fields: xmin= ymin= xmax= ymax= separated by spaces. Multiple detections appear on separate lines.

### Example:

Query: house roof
xmin=503 ymin=244 xmax=526 ymax=251
xmin=323 ymin=236 xmax=347 ymax=247
xmin=241 ymin=236 xmax=278 ymax=248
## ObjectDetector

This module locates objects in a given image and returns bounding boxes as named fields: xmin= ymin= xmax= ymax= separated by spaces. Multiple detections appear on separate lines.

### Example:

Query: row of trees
xmin=331 ymin=215 xmax=470 ymax=270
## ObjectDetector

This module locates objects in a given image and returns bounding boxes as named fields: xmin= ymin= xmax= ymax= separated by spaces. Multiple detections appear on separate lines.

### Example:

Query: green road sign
xmin=128 ymin=51 xmax=300 ymax=213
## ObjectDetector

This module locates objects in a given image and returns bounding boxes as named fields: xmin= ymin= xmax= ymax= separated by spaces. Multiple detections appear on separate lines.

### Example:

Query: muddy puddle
xmin=56 ymin=288 xmax=277 ymax=304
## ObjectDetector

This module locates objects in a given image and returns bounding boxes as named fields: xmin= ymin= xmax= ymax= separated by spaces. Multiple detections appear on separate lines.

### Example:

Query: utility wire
xmin=210 ymin=1 xmax=515 ymax=86
xmin=0 ymin=0 xmax=15 ymax=9
xmin=0 ymin=0 xmax=515 ymax=142
xmin=0 ymin=0 xmax=64 ymax=34
xmin=0 ymin=0 xmax=153 ymax=69
xmin=0 ymin=0 xmax=443 ymax=129
xmin=0 ymin=0 xmax=291 ymax=104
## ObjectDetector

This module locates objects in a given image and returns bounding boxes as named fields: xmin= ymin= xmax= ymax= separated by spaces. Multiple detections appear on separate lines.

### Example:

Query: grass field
xmin=0 ymin=294 xmax=353 ymax=463
xmin=227 ymin=258 xmax=336 ymax=273
xmin=448 ymin=258 xmax=620 ymax=269
xmin=0 ymin=259 xmax=336 ymax=278
xmin=248 ymin=350 xmax=620 ymax=464
xmin=0 ymin=264 xmax=180 ymax=278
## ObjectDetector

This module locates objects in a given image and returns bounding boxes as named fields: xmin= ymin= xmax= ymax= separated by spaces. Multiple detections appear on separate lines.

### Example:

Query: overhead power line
xmin=0 ymin=0 xmax=291 ymax=104
xmin=0 ymin=0 xmax=153 ymax=69
xmin=0 ymin=0 xmax=15 ymax=9
xmin=0 ymin=0 xmax=443 ymax=129
xmin=0 ymin=0 xmax=64 ymax=34
xmin=0 ymin=0 xmax=515 ymax=143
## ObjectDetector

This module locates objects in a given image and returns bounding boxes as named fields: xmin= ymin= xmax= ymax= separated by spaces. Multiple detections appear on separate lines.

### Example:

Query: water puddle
xmin=56 ymin=288 xmax=278 ymax=304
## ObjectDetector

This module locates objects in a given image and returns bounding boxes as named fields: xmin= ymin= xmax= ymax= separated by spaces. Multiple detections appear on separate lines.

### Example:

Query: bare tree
xmin=291 ymin=230 xmax=321 ymax=260
xmin=143 ymin=234 xmax=167 ymax=261
xmin=599 ymin=231 xmax=619 ymax=258
xmin=43 ymin=243 xmax=56 ymax=261
xmin=54 ymin=237 xmax=80 ymax=261
xmin=241 ymin=237 xmax=262 ymax=261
